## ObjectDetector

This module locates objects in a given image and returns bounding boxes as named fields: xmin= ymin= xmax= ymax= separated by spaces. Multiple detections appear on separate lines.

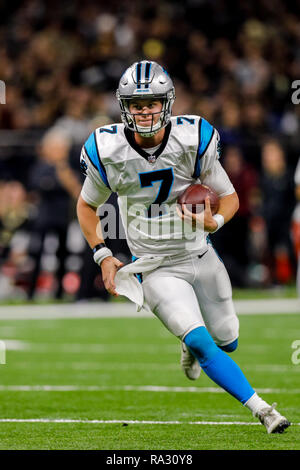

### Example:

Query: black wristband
xmin=92 ymin=243 xmax=106 ymax=254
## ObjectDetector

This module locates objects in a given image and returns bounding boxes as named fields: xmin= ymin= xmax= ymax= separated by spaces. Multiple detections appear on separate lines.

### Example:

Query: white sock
xmin=244 ymin=392 xmax=270 ymax=416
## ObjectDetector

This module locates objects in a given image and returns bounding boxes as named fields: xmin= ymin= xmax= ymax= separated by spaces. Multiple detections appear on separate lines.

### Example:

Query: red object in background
xmin=291 ymin=220 xmax=300 ymax=258
xmin=275 ymin=249 xmax=293 ymax=284
xmin=1 ymin=261 xmax=18 ymax=278
xmin=62 ymin=272 xmax=81 ymax=294
xmin=36 ymin=272 xmax=55 ymax=291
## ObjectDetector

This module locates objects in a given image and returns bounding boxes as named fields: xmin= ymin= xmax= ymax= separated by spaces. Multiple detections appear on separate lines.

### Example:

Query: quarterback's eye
xmin=147 ymin=103 xmax=159 ymax=110
xmin=130 ymin=101 xmax=160 ymax=112
xmin=130 ymin=104 xmax=142 ymax=111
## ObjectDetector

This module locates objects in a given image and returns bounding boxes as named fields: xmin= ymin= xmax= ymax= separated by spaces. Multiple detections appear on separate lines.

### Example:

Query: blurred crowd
xmin=0 ymin=0 xmax=300 ymax=300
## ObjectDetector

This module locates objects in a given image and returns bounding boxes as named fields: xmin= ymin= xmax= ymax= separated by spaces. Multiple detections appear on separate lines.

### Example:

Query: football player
xmin=77 ymin=60 xmax=290 ymax=434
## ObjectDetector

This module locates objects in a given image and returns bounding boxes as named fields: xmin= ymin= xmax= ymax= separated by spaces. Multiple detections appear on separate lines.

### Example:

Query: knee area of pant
xmin=219 ymin=338 xmax=238 ymax=353
xmin=184 ymin=326 xmax=218 ymax=365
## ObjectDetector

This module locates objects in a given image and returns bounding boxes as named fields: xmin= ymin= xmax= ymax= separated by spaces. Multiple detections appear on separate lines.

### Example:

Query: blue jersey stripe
xmin=193 ymin=118 xmax=214 ymax=179
xmin=192 ymin=119 xmax=203 ymax=178
xmin=198 ymin=118 xmax=214 ymax=157
xmin=132 ymin=255 xmax=142 ymax=283
xmin=84 ymin=132 xmax=110 ymax=189
xmin=83 ymin=145 xmax=97 ymax=171
xmin=84 ymin=132 xmax=98 ymax=168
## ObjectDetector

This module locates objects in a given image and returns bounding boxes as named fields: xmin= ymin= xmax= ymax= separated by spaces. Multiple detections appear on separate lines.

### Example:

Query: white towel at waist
xmin=114 ymin=249 xmax=207 ymax=310
xmin=114 ymin=256 xmax=165 ymax=310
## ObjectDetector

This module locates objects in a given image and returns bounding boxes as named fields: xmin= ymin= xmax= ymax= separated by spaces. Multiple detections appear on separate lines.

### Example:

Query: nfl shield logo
xmin=147 ymin=155 xmax=156 ymax=164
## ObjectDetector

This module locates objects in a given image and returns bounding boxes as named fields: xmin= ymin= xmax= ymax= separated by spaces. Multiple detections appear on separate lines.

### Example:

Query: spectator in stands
xmin=260 ymin=138 xmax=296 ymax=285
xmin=27 ymin=129 xmax=81 ymax=299
xmin=212 ymin=146 xmax=259 ymax=286
xmin=0 ymin=181 xmax=29 ymax=264
xmin=291 ymin=158 xmax=300 ymax=296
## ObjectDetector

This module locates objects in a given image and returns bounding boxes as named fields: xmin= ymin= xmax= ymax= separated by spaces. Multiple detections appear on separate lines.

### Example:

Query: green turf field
xmin=0 ymin=307 xmax=299 ymax=450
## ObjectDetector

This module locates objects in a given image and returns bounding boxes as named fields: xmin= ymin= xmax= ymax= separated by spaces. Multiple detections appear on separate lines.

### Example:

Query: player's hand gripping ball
xmin=177 ymin=184 xmax=220 ymax=215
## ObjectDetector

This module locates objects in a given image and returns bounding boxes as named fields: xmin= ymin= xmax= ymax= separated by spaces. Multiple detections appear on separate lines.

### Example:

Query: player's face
xmin=128 ymin=99 xmax=163 ymax=128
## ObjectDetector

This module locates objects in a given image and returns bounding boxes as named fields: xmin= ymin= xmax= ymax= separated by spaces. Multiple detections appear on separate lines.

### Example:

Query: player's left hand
xmin=177 ymin=196 xmax=218 ymax=233
xmin=101 ymin=256 xmax=124 ymax=297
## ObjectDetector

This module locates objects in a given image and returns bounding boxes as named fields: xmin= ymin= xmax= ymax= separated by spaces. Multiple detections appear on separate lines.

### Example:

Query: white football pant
xmin=142 ymin=245 xmax=239 ymax=346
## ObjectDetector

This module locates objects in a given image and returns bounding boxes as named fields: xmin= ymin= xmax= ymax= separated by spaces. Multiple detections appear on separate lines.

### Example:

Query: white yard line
xmin=0 ymin=384 xmax=299 ymax=394
xmin=234 ymin=298 xmax=300 ymax=314
xmin=0 ymin=298 xmax=299 ymax=320
xmin=0 ymin=342 xmax=179 ymax=353
xmin=11 ymin=361 xmax=180 ymax=370
xmin=0 ymin=418 xmax=298 ymax=426
xmin=0 ymin=340 xmax=29 ymax=350
xmin=0 ymin=418 xmax=259 ymax=425
xmin=7 ymin=361 xmax=300 ymax=373
xmin=0 ymin=303 xmax=141 ymax=320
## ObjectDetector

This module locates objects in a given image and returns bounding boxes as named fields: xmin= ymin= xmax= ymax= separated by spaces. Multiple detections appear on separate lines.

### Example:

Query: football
xmin=177 ymin=184 xmax=220 ymax=215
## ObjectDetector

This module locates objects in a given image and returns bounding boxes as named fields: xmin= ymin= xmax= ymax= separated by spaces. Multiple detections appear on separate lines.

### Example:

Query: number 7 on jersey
xmin=139 ymin=168 xmax=174 ymax=217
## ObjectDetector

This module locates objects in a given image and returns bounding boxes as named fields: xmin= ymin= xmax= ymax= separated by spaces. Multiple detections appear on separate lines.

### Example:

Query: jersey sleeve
xmin=199 ymin=126 xmax=221 ymax=176
xmin=192 ymin=118 xmax=220 ymax=179
xmin=79 ymin=143 xmax=112 ymax=207
xmin=200 ymin=160 xmax=235 ymax=197
xmin=197 ymin=124 xmax=235 ymax=197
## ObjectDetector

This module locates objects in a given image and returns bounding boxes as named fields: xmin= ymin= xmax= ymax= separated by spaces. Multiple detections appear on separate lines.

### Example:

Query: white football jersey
xmin=80 ymin=115 xmax=235 ymax=257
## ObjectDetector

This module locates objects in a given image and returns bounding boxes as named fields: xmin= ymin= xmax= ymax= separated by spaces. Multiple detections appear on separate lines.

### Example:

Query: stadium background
xmin=0 ymin=0 xmax=300 ymax=302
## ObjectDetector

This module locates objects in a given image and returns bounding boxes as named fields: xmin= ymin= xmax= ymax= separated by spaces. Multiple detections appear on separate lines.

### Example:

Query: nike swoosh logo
xmin=198 ymin=250 xmax=208 ymax=259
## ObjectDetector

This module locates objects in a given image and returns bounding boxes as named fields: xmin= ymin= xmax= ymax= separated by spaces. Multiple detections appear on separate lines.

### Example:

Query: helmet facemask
xmin=117 ymin=91 xmax=175 ymax=137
